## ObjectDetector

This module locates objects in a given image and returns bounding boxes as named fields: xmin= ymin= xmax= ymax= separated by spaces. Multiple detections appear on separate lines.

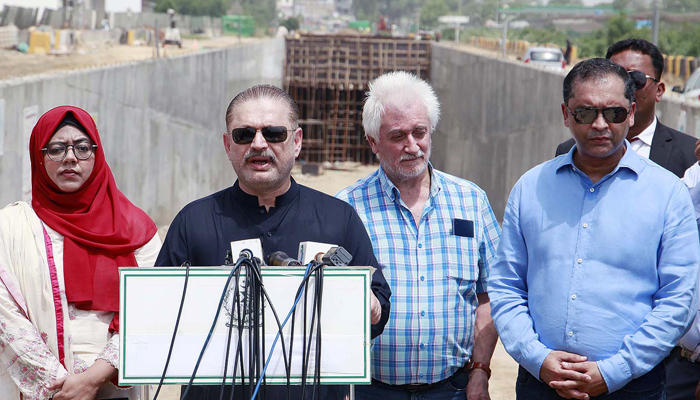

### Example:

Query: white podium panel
xmin=118 ymin=267 xmax=371 ymax=385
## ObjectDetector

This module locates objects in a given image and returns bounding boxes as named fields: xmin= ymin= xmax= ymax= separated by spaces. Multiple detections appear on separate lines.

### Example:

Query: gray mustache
xmin=399 ymin=150 xmax=425 ymax=161
xmin=245 ymin=150 xmax=277 ymax=164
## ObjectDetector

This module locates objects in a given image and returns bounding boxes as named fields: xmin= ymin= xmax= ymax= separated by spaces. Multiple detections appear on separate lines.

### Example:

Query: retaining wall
xmin=430 ymin=43 xmax=700 ymax=219
xmin=0 ymin=38 xmax=284 ymax=225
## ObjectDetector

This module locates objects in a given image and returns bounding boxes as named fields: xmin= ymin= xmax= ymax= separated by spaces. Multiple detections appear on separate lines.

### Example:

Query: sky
xmin=0 ymin=0 xmax=141 ymax=12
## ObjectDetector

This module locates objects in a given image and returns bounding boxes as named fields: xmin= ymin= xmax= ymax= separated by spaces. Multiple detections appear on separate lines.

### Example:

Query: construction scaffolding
xmin=284 ymin=34 xmax=431 ymax=164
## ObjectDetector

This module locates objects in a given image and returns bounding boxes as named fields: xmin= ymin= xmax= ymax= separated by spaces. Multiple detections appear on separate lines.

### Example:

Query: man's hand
xmin=550 ymin=361 xmax=608 ymax=399
xmin=540 ymin=351 xmax=591 ymax=385
xmin=466 ymin=368 xmax=490 ymax=400
xmin=370 ymin=292 xmax=381 ymax=324
xmin=539 ymin=351 xmax=592 ymax=399
xmin=694 ymin=139 xmax=700 ymax=162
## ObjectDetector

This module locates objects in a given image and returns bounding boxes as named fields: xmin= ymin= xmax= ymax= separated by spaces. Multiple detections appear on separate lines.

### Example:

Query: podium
xmin=118 ymin=266 xmax=372 ymax=386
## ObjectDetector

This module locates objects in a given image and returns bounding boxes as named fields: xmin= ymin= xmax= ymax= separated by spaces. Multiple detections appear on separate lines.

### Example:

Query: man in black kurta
xmin=156 ymin=178 xmax=391 ymax=338
xmin=155 ymin=84 xmax=391 ymax=400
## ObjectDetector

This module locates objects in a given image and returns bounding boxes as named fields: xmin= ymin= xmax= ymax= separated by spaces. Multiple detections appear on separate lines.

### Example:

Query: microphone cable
xmin=222 ymin=256 xmax=291 ymax=400
xmin=220 ymin=262 xmax=245 ymax=400
xmin=153 ymin=261 xmax=191 ymax=400
xmin=301 ymin=263 xmax=325 ymax=399
xmin=181 ymin=252 xmax=249 ymax=399
xmin=251 ymin=261 xmax=317 ymax=400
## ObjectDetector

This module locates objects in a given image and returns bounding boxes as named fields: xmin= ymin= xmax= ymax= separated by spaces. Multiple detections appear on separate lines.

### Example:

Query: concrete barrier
xmin=430 ymin=43 xmax=700 ymax=220
xmin=0 ymin=38 xmax=285 ymax=225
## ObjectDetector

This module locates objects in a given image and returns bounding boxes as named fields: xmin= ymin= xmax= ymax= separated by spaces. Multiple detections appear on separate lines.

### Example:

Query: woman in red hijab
xmin=0 ymin=106 xmax=160 ymax=400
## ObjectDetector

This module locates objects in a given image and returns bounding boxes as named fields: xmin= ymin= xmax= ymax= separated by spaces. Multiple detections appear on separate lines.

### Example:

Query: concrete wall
xmin=430 ymin=43 xmax=700 ymax=220
xmin=0 ymin=38 xmax=284 ymax=225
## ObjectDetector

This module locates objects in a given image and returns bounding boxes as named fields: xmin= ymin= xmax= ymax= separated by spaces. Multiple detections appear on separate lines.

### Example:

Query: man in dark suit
xmin=555 ymin=38 xmax=696 ymax=179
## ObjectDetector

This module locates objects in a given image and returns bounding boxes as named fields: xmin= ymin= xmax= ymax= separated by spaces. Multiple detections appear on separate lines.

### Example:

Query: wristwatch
xmin=467 ymin=361 xmax=492 ymax=379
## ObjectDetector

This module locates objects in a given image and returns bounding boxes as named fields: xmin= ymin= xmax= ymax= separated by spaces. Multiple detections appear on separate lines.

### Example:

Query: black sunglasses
xmin=230 ymin=126 xmax=291 ymax=144
xmin=628 ymin=70 xmax=659 ymax=90
xmin=566 ymin=106 xmax=631 ymax=124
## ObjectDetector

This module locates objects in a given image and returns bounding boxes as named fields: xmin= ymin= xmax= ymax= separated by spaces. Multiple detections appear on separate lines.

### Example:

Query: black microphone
xmin=320 ymin=246 xmax=353 ymax=266
xmin=267 ymin=251 xmax=302 ymax=266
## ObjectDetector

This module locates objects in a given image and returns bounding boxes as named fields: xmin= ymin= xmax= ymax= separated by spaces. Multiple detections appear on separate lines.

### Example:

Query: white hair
xmin=362 ymin=71 xmax=441 ymax=141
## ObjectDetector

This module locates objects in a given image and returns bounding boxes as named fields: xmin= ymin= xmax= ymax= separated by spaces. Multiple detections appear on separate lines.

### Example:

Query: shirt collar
xmin=231 ymin=177 xmax=300 ymax=209
xmin=634 ymin=117 xmax=657 ymax=147
xmin=377 ymin=163 xmax=441 ymax=202
xmin=555 ymin=140 xmax=643 ymax=177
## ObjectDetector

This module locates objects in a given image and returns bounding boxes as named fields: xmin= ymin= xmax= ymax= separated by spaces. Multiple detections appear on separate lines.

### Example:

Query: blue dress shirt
xmin=490 ymin=143 xmax=700 ymax=393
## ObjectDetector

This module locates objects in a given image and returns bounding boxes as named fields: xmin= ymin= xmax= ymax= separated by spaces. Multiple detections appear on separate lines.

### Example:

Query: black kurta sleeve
xmin=155 ymin=211 xmax=189 ymax=267
xmin=344 ymin=209 xmax=391 ymax=339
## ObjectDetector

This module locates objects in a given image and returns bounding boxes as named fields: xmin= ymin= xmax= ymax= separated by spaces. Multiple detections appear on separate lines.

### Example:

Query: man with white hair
xmin=337 ymin=71 xmax=501 ymax=399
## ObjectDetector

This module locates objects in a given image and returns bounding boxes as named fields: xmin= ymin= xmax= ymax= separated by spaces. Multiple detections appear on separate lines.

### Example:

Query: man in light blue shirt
xmin=490 ymin=58 xmax=700 ymax=400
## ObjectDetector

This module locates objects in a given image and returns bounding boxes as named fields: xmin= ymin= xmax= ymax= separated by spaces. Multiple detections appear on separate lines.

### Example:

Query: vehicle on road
xmin=672 ymin=67 xmax=700 ymax=102
xmin=522 ymin=47 xmax=566 ymax=70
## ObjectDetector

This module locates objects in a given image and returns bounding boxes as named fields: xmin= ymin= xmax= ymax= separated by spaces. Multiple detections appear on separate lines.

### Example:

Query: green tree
xmin=548 ymin=0 xmax=583 ymax=5
xmin=463 ymin=0 xmax=499 ymax=24
xmin=664 ymin=0 xmax=700 ymax=12
xmin=239 ymin=0 xmax=277 ymax=30
xmin=612 ymin=0 xmax=631 ymax=11
xmin=353 ymin=0 xmax=382 ymax=20
xmin=658 ymin=22 xmax=700 ymax=56
xmin=518 ymin=26 xmax=569 ymax=46
xmin=420 ymin=0 xmax=450 ymax=28
xmin=281 ymin=17 xmax=300 ymax=31
xmin=605 ymin=13 xmax=644 ymax=44
xmin=155 ymin=0 xmax=228 ymax=16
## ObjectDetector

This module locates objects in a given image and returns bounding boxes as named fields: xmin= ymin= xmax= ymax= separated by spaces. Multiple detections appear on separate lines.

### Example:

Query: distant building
xmin=336 ymin=0 xmax=352 ymax=16
xmin=141 ymin=0 xmax=155 ymax=12
xmin=295 ymin=0 xmax=335 ymax=19
xmin=86 ymin=0 xmax=105 ymax=20
xmin=277 ymin=0 xmax=294 ymax=18
xmin=0 ymin=0 xmax=60 ymax=8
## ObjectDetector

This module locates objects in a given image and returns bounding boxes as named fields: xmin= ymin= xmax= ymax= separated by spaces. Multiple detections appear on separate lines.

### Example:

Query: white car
xmin=672 ymin=67 xmax=700 ymax=102
xmin=522 ymin=47 xmax=566 ymax=70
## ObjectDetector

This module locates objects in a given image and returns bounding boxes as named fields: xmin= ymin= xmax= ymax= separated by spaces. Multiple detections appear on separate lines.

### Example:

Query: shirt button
xmin=259 ymin=209 xmax=265 ymax=214
xmin=266 ymin=232 xmax=272 ymax=237
xmin=420 ymin=276 xmax=425 ymax=281
xmin=419 ymin=373 xmax=424 ymax=378
xmin=583 ymin=223 xmax=588 ymax=228
xmin=577 ymin=258 xmax=583 ymax=264
xmin=420 ymin=343 xmax=425 ymax=349
xmin=418 ymin=243 xmax=423 ymax=248
xmin=568 ymin=331 xmax=574 ymax=337
xmin=589 ymin=187 xmax=595 ymax=193
xmin=420 ymin=311 xmax=425 ymax=316
xmin=571 ymin=294 xmax=577 ymax=300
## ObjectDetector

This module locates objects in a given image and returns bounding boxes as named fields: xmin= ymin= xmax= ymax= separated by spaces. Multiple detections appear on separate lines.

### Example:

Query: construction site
xmin=285 ymin=34 xmax=431 ymax=164
xmin=2 ymin=3 xmax=700 ymax=399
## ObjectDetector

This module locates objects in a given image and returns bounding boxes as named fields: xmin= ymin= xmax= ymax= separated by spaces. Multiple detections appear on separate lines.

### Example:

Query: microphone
xmin=319 ymin=247 xmax=353 ymax=266
xmin=314 ymin=252 xmax=326 ymax=263
xmin=267 ymin=251 xmax=302 ymax=266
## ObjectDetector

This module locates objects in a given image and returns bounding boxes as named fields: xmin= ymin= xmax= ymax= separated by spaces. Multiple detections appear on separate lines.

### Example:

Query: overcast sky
xmin=0 ymin=0 xmax=141 ymax=12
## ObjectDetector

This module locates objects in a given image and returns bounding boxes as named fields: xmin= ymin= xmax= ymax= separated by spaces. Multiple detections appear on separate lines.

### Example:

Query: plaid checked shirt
xmin=336 ymin=165 xmax=501 ymax=385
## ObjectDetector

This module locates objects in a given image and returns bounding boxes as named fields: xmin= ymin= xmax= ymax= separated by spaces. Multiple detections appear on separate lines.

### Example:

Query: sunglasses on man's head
xmin=230 ymin=126 xmax=291 ymax=144
xmin=566 ymin=106 xmax=631 ymax=124
xmin=628 ymin=70 xmax=659 ymax=90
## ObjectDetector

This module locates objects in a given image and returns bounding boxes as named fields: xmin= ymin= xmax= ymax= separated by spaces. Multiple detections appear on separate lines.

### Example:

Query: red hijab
xmin=30 ymin=106 xmax=157 ymax=332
